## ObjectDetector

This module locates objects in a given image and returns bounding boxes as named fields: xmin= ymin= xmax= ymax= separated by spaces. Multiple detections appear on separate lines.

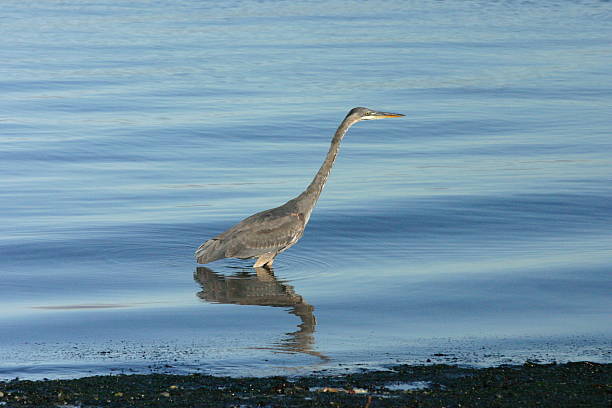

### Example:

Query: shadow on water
xmin=194 ymin=267 xmax=329 ymax=362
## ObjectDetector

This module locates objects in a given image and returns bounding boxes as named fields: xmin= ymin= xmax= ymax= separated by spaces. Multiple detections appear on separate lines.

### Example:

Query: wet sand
xmin=1 ymin=361 xmax=609 ymax=407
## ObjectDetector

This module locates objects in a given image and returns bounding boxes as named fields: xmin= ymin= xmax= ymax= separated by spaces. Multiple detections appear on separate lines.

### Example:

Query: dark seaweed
xmin=0 ymin=361 xmax=609 ymax=407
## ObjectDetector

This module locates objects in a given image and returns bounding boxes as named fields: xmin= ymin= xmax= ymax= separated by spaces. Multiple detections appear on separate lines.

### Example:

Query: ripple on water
xmin=274 ymin=252 xmax=333 ymax=278
xmin=196 ymin=257 xmax=332 ymax=287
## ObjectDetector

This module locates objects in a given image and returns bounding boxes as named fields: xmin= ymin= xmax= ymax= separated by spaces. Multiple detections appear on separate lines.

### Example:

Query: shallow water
xmin=1 ymin=0 xmax=611 ymax=379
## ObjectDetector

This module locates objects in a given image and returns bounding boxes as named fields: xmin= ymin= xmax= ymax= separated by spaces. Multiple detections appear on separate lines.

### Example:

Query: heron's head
xmin=346 ymin=107 xmax=405 ymax=122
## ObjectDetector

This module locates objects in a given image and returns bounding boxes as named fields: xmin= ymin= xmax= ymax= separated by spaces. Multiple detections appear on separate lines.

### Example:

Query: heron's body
xmin=195 ymin=107 xmax=403 ymax=267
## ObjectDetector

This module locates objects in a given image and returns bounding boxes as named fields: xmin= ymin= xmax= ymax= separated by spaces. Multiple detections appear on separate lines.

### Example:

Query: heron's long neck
xmin=296 ymin=117 xmax=354 ymax=214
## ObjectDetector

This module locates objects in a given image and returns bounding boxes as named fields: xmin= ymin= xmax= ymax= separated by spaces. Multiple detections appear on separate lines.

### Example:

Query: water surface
xmin=1 ymin=0 xmax=611 ymax=379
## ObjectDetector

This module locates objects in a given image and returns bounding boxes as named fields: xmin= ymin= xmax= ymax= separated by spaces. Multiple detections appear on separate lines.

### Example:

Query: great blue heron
xmin=195 ymin=107 xmax=404 ymax=267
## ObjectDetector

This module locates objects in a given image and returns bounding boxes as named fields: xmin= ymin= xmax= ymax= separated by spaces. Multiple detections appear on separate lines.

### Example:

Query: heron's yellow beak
xmin=379 ymin=113 xmax=404 ymax=118
xmin=367 ymin=110 xmax=405 ymax=119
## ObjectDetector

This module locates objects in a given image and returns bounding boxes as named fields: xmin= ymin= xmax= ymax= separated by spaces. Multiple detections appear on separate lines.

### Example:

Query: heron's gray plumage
xmin=195 ymin=107 xmax=404 ymax=267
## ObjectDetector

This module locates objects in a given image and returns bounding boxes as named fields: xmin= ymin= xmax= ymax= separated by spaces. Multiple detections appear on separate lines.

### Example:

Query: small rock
xmin=160 ymin=392 xmax=170 ymax=397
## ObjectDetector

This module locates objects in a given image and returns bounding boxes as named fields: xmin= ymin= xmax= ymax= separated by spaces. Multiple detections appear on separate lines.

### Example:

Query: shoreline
xmin=1 ymin=361 xmax=609 ymax=407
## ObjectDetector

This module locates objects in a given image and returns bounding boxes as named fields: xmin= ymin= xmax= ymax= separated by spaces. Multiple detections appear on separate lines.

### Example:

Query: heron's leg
xmin=253 ymin=252 xmax=275 ymax=268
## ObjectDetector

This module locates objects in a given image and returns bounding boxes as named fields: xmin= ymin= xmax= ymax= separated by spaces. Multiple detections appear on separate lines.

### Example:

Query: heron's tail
xmin=195 ymin=238 xmax=225 ymax=264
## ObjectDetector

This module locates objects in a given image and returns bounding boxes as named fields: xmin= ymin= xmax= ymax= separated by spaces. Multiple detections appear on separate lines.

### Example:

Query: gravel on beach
xmin=0 ymin=361 xmax=610 ymax=407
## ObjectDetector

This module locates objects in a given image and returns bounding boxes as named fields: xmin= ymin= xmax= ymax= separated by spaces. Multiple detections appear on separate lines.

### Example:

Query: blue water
xmin=1 ymin=0 xmax=611 ymax=379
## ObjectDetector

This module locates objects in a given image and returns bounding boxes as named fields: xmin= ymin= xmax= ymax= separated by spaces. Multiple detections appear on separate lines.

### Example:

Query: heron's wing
xmin=222 ymin=209 xmax=306 ymax=258
xmin=195 ymin=205 xmax=307 ymax=264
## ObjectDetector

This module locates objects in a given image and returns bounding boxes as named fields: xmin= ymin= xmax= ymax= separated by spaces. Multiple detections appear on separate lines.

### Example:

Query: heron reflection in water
xmin=194 ymin=267 xmax=328 ymax=361
xmin=195 ymin=107 xmax=404 ymax=268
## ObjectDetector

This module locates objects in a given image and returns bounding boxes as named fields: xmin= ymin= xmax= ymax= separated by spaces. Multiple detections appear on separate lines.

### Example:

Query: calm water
xmin=1 ymin=0 xmax=611 ymax=379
